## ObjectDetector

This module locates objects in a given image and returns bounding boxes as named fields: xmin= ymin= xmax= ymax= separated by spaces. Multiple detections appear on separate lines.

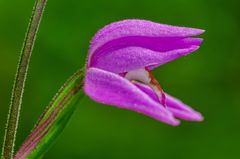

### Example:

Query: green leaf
xmin=14 ymin=68 xmax=85 ymax=159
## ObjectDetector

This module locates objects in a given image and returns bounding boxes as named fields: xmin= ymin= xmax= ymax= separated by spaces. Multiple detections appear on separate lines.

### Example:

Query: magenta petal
xmin=89 ymin=36 xmax=203 ymax=68
xmin=84 ymin=67 xmax=180 ymax=125
xmin=89 ymin=19 xmax=204 ymax=60
xmin=134 ymin=82 xmax=203 ymax=121
xmin=165 ymin=95 xmax=204 ymax=121
xmin=91 ymin=45 xmax=199 ymax=73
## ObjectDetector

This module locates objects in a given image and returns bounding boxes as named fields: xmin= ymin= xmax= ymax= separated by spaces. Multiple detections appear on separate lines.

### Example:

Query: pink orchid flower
xmin=84 ymin=19 xmax=204 ymax=126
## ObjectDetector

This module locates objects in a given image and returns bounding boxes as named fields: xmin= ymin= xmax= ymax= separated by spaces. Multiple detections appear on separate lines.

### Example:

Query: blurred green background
xmin=0 ymin=0 xmax=240 ymax=158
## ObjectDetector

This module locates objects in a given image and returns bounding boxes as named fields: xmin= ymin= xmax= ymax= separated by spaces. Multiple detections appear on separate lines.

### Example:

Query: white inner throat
xmin=125 ymin=68 xmax=151 ymax=84
xmin=125 ymin=68 xmax=166 ymax=106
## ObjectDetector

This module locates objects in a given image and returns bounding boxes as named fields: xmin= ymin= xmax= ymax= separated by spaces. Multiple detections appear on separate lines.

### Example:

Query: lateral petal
xmin=91 ymin=45 xmax=199 ymax=73
xmin=89 ymin=36 xmax=202 ymax=68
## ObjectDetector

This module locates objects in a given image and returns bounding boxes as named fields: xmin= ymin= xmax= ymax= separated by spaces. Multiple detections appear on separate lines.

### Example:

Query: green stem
xmin=1 ymin=0 xmax=47 ymax=158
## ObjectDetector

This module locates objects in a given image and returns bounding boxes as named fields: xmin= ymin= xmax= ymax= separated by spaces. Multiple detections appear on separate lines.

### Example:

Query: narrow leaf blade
xmin=15 ymin=69 xmax=85 ymax=159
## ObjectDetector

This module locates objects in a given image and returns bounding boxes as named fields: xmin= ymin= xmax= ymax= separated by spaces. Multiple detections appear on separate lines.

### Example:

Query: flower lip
xmin=134 ymin=82 xmax=204 ymax=122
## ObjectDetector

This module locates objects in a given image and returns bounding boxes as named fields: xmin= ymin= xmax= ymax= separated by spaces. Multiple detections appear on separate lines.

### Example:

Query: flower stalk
xmin=1 ymin=0 xmax=47 ymax=158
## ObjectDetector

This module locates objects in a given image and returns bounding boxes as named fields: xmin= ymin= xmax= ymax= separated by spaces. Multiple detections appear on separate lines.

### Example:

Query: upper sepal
xmin=88 ymin=19 xmax=204 ymax=72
